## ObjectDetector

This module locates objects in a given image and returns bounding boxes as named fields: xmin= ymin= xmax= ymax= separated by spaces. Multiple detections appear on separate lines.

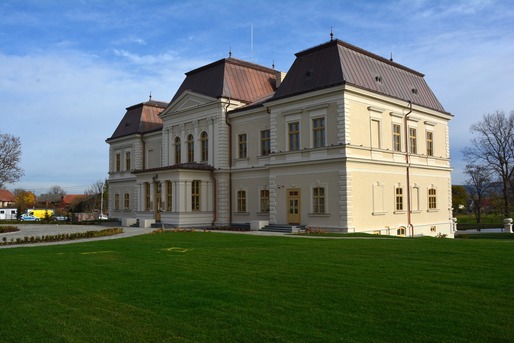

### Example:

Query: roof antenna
xmin=149 ymin=91 xmax=152 ymax=101
xmin=229 ymin=47 xmax=232 ymax=58
xmin=390 ymin=52 xmax=393 ymax=62
xmin=251 ymin=25 xmax=254 ymax=62
xmin=330 ymin=27 xmax=334 ymax=41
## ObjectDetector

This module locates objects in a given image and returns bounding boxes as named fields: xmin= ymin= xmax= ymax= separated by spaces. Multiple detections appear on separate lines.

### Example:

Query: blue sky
xmin=1 ymin=0 xmax=513 ymax=194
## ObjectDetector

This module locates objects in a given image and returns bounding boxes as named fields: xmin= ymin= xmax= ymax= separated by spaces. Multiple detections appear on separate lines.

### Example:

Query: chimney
xmin=275 ymin=71 xmax=287 ymax=88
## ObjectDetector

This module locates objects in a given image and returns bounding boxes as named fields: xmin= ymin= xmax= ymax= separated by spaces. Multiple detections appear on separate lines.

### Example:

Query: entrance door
xmin=287 ymin=189 xmax=301 ymax=225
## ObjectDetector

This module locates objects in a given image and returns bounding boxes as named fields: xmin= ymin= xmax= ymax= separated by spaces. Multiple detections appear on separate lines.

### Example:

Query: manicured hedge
xmin=0 ymin=228 xmax=123 ymax=246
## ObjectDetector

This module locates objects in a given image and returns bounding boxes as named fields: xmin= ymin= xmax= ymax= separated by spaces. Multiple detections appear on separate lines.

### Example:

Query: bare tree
xmin=464 ymin=164 xmax=492 ymax=223
xmin=83 ymin=180 xmax=106 ymax=213
xmin=48 ymin=185 xmax=66 ymax=195
xmin=462 ymin=110 xmax=514 ymax=217
xmin=0 ymin=133 xmax=24 ymax=188
xmin=85 ymin=180 xmax=104 ymax=195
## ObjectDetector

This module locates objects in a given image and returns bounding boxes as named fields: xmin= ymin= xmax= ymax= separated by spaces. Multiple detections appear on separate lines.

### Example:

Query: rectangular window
xmin=260 ymin=189 xmax=270 ymax=213
xmin=115 ymin=153 xmax=121 ymax=172
xmin=192 ymin=180 xmax=200 ymax=211
xmin=237 ymin=190 xmax=247 ymax=212
xmin=114 ymin=193 xmax=120 ymax=210
xmin=144 ymin=182 xmax=150 ymax=211
xmin=125 ymin=152 xmax=131 ymax=171
xmin=395 ymin=187 xmax=403 ymax=211
xmin=260 ymin=130 xmax=271 ymax=156
xmin=288 ymin=122 xmax=300 ymax=151
xmin=166 ymin=181 xmax=172 ymax=211
xmin=428 ymin=188 xmax=437 ymax=209
xmin=426 ymin=131 xmax=433 ymax=156
xmin=238 ymin=134 xmax=247 ymax=159
xmin=313 ymin=187 xmax=326 ymax=214
xmin=371 ymin=119 xmax=380 ymax=148
xmin=393 ymin=124 xmax=401 ymax=152
xmin=409 ymin=128 xmax=417 ymax=154
xmin=313 ymin=118 xmax=325 ymax=148
xmin=124 ymin=193 xmax=130 ymax=210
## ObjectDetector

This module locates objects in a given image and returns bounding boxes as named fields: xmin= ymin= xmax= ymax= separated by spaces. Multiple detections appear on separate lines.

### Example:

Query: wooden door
xmin=287 ymin=189 xmax=301 ymax=225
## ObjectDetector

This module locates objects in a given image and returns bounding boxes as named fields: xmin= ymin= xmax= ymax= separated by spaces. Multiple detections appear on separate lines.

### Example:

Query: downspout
xmin=224 ymin=97 xmax=232 ymax=225
xmin=404 ymin=101 xmax=413 ymax=236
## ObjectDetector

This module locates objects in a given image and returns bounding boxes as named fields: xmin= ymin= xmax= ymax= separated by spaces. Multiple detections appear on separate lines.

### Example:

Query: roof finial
xmin=229 ymin=47 xmax=232 ymax=58
xmin=390 ymin=52 xmax=393 ymax=62
xmin=272 ymin=59 xmax=275 ymax=70
xmin=330 ymin=27 xmax=334 ymax=41
xmin=149 ymin=91 xmax=152 ymax=101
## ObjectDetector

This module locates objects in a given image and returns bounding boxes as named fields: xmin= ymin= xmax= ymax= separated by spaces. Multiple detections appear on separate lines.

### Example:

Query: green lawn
xmin=1 ymin=232 xmax=513 ymax=342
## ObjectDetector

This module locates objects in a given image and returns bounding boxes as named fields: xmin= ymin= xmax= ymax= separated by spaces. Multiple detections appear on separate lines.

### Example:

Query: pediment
xmin=177 ymin=97 xmax=205 ymax=110
xmin=161 ymin=91 xmax=216 ymax=117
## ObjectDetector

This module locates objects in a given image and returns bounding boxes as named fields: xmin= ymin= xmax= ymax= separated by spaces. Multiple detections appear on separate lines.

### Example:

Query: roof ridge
xmin=296 ymin=39 xmax=424 ymax=77
xmin=125 ymin=100 xmax=168 ymax=111
xmin=186 ymin=57 xmax=278 ymax=77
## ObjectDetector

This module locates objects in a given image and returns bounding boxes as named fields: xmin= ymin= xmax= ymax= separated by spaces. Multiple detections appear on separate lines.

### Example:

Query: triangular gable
xmin=160 ymin=91 xmax=217 ymax=117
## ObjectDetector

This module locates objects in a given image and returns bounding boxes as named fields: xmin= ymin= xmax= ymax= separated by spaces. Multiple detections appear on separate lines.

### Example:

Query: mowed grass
xmin=1 ymin=233 xmax=513 ymax=342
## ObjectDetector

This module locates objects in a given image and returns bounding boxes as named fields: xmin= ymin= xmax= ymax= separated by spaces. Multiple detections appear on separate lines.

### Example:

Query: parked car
xmin=98 ymin=214 xmax=108 ymax=220
xmin=20 ymin=214 xmax=40 ymax=221
xmin=50 ymin=215 xmax=68 ymax=221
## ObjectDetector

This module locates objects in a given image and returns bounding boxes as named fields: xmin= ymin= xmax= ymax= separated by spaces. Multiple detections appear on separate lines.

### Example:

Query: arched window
xmin=397 ymin=226 xmax=406 ymax=236
xmin=200 ymin=131 xmax=208 ymax=162
xmin=174 ymin=137 xmax=181 ymax=164
xmin=187 ymin=134 xmax=194 ymax=163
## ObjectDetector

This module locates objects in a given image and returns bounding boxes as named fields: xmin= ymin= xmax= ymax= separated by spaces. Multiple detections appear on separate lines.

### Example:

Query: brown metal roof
xmin=272 ymin=39 xmax=446 ymax=113
xmin=107 ymin=100 xmax=168 ymax=140
xmin=171 ymin=58 xmax=277 ymax=104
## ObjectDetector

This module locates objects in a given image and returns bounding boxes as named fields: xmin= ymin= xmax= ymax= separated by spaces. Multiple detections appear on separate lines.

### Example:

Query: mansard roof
xmin=170 ymin=58 xmax=278 ymax=104
xmin=272 ymin=39 xmax=446 ymax=113
xmin=107 ymin=100 xmax=168 ymax=141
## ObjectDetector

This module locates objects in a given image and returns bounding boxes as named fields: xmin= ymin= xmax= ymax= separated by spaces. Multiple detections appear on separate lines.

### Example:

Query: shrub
xmin=0 ymin=226 xmax=19 ymax=234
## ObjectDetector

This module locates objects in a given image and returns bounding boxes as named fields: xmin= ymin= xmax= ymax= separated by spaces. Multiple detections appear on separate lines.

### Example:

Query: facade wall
xmin=107 ymin=64 xmax=452 ymax=236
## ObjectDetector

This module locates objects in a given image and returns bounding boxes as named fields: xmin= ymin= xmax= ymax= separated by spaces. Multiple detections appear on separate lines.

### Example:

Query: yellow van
xmin=27 ymin=209 xmax=55 ymax=219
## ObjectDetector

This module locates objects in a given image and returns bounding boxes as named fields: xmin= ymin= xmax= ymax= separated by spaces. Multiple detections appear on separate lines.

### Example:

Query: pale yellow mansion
xmin=106 ymin=39 xmax=454 ymax=237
